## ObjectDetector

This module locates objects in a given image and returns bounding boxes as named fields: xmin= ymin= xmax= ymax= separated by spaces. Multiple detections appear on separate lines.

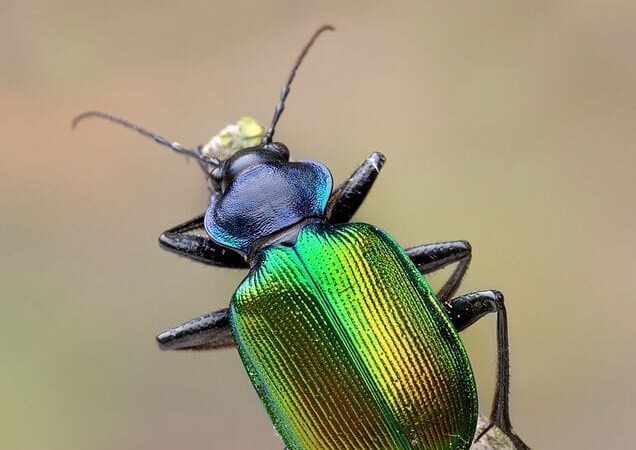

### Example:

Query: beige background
xmin=2 ymin=1 xmax=635 ymax=449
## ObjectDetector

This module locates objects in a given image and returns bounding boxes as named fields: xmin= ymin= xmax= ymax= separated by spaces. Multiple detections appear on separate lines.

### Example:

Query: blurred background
xmin=2 ymin=1 xmax=635 ymax=449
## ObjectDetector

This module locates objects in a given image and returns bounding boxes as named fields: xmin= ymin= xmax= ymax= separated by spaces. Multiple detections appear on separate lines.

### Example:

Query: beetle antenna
xmin=262 ymin=24 xmax=335 ymax=145
xmin=72 ymin=110 xmax=220 ymax=167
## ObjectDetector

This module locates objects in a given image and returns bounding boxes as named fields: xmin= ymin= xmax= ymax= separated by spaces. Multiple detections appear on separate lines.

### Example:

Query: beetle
xmin=74 ymin=25 xmax=529 ymax=450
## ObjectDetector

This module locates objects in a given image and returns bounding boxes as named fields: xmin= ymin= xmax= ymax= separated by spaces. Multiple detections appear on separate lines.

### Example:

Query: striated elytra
xmin=75 ymin=25 xmax=529 ymax=450
xmin=232 ymin=222 xmax=477 ymax=449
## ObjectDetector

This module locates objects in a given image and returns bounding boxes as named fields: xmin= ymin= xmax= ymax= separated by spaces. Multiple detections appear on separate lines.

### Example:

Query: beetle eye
xmin=263 ymin=142 xmax=290 ymax=161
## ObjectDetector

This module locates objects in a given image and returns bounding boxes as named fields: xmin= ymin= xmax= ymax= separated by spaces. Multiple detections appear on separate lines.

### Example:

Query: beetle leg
xmin=156 ymin=307 xmax=235 ymax=351
xmin=326 ymin=152 xmax=386 ymax=223
xmin=405 ymin=240 xmax=472 ymax=302
xmin=159 ymin=214 xmax=248 ymax=268
xmin=445 ymin=290 xmax=530 ymax=450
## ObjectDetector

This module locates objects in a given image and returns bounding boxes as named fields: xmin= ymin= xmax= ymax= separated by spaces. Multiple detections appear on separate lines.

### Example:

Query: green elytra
xmin=231 ymin=223 xmax=477 ymax=450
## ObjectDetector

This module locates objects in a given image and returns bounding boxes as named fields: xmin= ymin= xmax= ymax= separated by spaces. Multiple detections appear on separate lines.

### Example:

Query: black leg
xmin=158 ymin=214 xmax=249 ymax=268
xmin=156 ymin=307 xmax=235 ymax=351
xmin=445 ymin=290 xmax=530 ymax=450
xmin=326 ymin=152 xmax=385 ymax=224
xmin=406 ymin=240 xmax=472 ymax=302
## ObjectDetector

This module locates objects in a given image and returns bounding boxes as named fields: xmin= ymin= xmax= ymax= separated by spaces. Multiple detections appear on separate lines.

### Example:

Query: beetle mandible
xmin=74 ymin=25 xmax=530 ymax=450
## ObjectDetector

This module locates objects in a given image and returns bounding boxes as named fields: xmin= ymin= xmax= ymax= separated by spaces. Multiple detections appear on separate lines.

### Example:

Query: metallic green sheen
xmin=230 ymin=222 xmax=478 ymax=450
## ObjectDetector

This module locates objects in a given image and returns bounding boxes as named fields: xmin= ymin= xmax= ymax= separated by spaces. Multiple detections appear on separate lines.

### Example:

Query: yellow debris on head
xmin=201 ymin=117 xmax=265 ymax=161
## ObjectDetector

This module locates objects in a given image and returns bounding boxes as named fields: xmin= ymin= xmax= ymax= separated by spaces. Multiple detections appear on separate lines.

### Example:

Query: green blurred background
xmin=2 ymin=1 xmax=635 ymax=449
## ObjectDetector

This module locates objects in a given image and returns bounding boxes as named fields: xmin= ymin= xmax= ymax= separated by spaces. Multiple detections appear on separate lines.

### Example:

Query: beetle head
xmin=210 ymin=142 xmax=290 ymax=192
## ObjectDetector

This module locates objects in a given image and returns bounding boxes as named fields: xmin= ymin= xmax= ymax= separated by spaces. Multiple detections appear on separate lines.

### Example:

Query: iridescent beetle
xmin=74 ymin=25 xmax=529 ymax=450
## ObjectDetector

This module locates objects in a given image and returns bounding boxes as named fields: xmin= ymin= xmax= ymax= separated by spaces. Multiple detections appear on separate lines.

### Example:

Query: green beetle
xmin=74 ymin=25 xmax=529 ymax=450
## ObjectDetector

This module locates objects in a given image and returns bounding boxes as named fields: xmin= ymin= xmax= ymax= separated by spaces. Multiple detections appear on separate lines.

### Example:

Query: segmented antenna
xmin=71 ymin=111 xmax=220 ymax=167
xmin=263 ymin=24 xmax=335 ymax=145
